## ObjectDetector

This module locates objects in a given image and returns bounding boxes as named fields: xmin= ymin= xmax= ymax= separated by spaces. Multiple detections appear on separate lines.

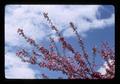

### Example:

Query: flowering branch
xmin=16 ymin=12 xmax=115 ymax=79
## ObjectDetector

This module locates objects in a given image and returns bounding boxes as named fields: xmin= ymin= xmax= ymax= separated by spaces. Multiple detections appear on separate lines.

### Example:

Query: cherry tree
xmin=16 ymin=12 xmax=115 ymax=79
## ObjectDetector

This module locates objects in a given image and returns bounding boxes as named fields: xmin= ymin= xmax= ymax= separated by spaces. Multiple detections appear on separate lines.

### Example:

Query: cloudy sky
xmin=5 ymin=5 xmax=114 ymax=79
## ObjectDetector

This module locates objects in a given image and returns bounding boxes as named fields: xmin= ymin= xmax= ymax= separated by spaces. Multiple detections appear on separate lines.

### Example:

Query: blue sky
xmin=5 ymin=5 xmax=114 ymax=79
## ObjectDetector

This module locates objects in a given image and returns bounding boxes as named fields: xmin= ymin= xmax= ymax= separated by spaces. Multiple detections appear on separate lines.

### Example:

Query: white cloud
xmin=90 ymin=13 xmax=115 ymax=28
xmin=97 ymin=59 xmax=114 ymax=75
xmin=5 ymin=52 xmax=37 ymax=79
xmin=64 ymin=13 xmax=114 ymax=36
xmin=97 ymin=66 xmax=106 ymax=75
xmin=5 ymin=67 xmax=35 ymax=79
xmin=5 ymin=5 xmax=114 ymax=46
